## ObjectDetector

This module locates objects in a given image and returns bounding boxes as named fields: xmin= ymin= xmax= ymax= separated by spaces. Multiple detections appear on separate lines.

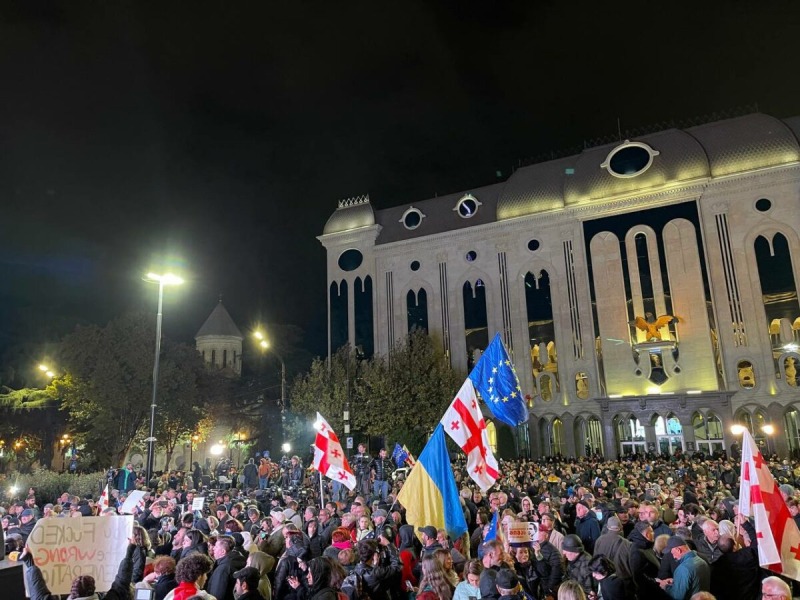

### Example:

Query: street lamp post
xmin=254 ymin=331 xmax=286 ymax=446
xmin=144 ymin=272 xmax=183 ymax=487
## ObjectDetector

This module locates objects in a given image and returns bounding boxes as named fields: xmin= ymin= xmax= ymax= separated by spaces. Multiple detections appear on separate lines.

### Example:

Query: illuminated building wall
xmin=319 ymin=113 xmax=800 ymax=458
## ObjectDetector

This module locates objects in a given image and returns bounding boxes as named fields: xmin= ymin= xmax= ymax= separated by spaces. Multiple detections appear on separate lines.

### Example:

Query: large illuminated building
xmin=318 ymin=113 xmax=800 ymax=459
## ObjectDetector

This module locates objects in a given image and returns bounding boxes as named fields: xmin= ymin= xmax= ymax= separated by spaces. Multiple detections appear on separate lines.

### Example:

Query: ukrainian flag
xmin=397 ymin=424 xmax=467 ymax=541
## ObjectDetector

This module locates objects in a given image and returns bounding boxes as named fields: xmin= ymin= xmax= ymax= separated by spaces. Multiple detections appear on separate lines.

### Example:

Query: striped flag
xmin=313 ymin=412 xmax=356 ymax=490
xmin=441 ymin=378 xmax=499 ymax=491
xmin=397 ymin=424 xmax=467 ymax=541
xmin=739 ymin=428 xmax=800 ymax=580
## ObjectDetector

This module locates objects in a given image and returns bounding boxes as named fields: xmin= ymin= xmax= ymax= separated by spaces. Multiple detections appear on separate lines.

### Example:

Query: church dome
xmin=195 ymin=300 xmax=243 ymax=340
xmin=322 ymin=196 xmax=375 ymax=235
xmin=496 ymin=156 xmax=572 ymax=219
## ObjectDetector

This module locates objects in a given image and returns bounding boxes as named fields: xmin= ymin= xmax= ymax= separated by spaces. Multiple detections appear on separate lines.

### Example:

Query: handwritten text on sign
xmin=27 ymin=516 xmax=134 ymax=595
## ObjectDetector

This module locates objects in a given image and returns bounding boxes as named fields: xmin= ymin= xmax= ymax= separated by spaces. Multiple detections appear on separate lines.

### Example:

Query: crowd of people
xmin=2 ymin=447 xmax=799 ymax=600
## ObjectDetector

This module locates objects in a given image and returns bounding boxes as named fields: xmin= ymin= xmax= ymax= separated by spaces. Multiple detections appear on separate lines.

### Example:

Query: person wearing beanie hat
xmin=495 ymin=568 xmax=522 ymax=599
xmin=561 ymin=534 xmax=594 ymax=596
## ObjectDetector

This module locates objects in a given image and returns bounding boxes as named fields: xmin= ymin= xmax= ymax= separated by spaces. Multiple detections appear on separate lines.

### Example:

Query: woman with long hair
xmin=417 ymin=555 xmax=453 ymax=600
xmin=432 ymin=548 xmax=459 ymax=590
xmin=131 ymin=524 xmax=152 ymax=583
xmin=305 ymin=557 xmax=338 ymax=600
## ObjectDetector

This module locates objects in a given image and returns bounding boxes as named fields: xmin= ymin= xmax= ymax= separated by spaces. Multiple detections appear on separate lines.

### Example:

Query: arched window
xmin=616 ymin=415 xmax=645 ymax=456
xmin=576 ymin=416 xmax=603 ymax=456
xmin=693 ymin=412 xmax=724 ymax=454
xmin=407 ymin=289 xmax=429 ymax=333
xmin=486 ymin=420 xmax=498 ymax=454
xmin=354 ymin=276 xmax=374 ymax=358
xmin=550 ymin=418 xmax=566 ymax=456
xmin=785 ymin=408 xmax=800 ymax=459
xmin=655 ymin=415 xmax=683 ymax=456
xmin=330 ymin=280 xmax=349 ymax=352
xmin=463 ymin=280 xmax=489 ymax=370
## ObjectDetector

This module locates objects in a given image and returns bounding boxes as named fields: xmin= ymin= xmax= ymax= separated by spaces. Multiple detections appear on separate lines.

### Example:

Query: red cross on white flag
xmin=98 ymin=484 xmax=110 ymax=511
xmin=313 ymin=412 xmax=356 ymax=490
xmin=440 ymin=378 xmax=499 ymax=491
xmin=739 ymin=428 xmax=800 ymax=580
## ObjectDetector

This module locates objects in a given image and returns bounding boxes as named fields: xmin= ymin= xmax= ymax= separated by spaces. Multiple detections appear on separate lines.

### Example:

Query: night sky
xmin=2 ymin=1 xmax=800 ymax=372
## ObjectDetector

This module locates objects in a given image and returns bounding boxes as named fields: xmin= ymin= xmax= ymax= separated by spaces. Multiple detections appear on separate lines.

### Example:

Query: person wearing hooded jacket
xmin=21 ymin=540 xmax=136 ymax=600
xmin=245 ymin=549 xmax=275 ymax=600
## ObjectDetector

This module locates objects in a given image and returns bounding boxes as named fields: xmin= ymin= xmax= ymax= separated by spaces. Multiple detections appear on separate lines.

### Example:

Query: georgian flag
xmin=98 ymin=484 xmax=110 ymax=512
xmin=739 ymin=428 xmax=800 ymax=580
xmin=313 ymin=412 xmax=356 ymax=490
xmin=440 ymin=378 xmax=499 ymax=491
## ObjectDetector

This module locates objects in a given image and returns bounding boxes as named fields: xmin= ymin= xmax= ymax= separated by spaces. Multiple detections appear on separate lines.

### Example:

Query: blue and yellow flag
xmin=469 ymin=332 xmax=528 ymax=426
xmin=396 ymin=424 xmax=467 ymax=541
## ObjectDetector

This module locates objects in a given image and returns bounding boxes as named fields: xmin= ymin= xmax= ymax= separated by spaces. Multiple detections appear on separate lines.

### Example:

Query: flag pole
xmin=319 ymin=471 xmax=325 ymax=510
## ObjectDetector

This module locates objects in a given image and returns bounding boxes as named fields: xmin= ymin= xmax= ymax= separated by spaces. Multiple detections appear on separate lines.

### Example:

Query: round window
xmin=527 ymin=239 xmax=541 ymax=252
xmin=755 ymin=198 xmax=772 ymax=212
xmin=410 ymin=260 xmax=420 ymax=271
xmin=465 ymin=250 xmax=477 ymax=262
xmin=400 ymin=207 xmax=425 ymax=230
xmin=601 ymin=141 xmax=659 ymax=178
xmin=455 ymin=194 xmax=481 ymax=218
xmin=338 ymin=249 xmax=363 ymax=271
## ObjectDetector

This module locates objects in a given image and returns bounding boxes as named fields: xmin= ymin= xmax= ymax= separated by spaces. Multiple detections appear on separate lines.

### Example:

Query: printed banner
xmin=507 ymin=521 xmax=539 ymax=546
xmin=27 ymin=515 xmax=134 ymax=595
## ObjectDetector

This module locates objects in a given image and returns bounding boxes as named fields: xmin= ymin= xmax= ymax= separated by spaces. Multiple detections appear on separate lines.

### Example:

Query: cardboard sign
xmin=119 ymin=490 xmax=146 ymax=514
xmin=27 ymin=515 xmax=134 ymax=595
xmin=506 ymin=521 xmax=539 ymax=546
xmin=191 ymin=496 xmax=205 ymax=511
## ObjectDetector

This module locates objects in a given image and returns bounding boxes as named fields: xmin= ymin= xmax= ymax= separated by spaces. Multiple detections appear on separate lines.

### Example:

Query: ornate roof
xmin=320 ymin=113 xmax=800 ymax=236
xmin=322 ymin=195 xmax=376 ymax=235
xmin=195 ymin=301 xmax=243 ymax=340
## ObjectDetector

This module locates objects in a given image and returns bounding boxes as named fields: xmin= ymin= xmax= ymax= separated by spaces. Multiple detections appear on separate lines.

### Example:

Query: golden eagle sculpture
xmin=633 ymin=312 xmax=682 ymax=341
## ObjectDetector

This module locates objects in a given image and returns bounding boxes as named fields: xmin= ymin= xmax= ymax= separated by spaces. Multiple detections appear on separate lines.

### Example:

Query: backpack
xmin=341 ymin=570 xmax=371 ymax=600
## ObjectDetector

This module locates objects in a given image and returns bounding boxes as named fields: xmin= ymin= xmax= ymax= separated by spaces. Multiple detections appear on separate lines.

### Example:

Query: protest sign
xmin=506 ymin=521 xmax=539 ymax=547
xmin=27 ymin=515 xmax=134 ymax=595
xmin=192 ymin=496 xmax=205 ymax=511
xmin=119 ymin=490 xmax=146 ymax=514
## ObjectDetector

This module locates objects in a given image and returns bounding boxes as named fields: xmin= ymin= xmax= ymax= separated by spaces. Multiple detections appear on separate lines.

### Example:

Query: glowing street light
xmin=761 ymin=424 xmax=775 ymax=436
xmin=254 ymin=329 xmax=286 ymax=448
xmin=143 ymin=271 xmax=184 ymax=485
xmin=730 ymin=424 xmax=745 ymax=435
xmin=282 ymin=442 xmax=291 ymax=454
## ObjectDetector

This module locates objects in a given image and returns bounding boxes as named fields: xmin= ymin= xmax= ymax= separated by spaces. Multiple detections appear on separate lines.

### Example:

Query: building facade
xmin=318 ymin=113 xmax=800 ymax=459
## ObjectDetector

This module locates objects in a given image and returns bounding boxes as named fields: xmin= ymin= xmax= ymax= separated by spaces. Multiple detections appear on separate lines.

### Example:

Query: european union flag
xmin=392 ymin=442 xmax=409 ymax=467
xmin=484 ymin=509 xmax=500 ymax=542
xmin=469 ymin=333 xmax=529 ymax=426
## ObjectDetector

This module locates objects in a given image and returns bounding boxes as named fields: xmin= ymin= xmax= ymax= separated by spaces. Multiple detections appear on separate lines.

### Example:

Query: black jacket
xmin=596 ymin=573 xmax=629 ymax=600
xmin=274 ymin=543 xmax=307 ymax=600
xmin=154 ymin=573 xmax=178 ymax=600
xmin=24 ymin=543 xmax=135 ymax=600
xmin=354 ymin=546 xmax=402 ymax=600
xmin=532 ymin=541 xmax=562 ymax=597
xmin=206 ymin=549 xmax=247 ymax=600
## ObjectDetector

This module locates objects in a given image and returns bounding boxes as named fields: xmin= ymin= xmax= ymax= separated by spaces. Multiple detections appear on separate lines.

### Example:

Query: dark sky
xmin=2 ymin=1 xmax=799 ymax=370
